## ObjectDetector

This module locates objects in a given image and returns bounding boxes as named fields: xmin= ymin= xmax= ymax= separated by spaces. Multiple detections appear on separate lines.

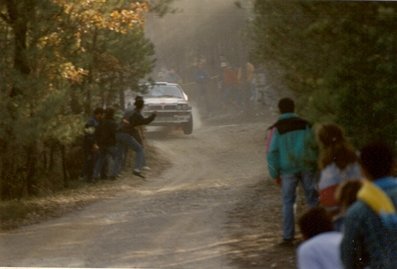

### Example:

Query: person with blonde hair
xmin=316 ymin=123 xmax=362 ymax=211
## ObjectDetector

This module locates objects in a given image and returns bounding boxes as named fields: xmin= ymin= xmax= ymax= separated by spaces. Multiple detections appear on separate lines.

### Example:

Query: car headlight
xmin=177 ymin=104 xmax=189 ymax=110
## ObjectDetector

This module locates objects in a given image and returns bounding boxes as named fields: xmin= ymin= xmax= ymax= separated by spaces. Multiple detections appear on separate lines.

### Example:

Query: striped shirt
xmin=318 ymin=162 xmax=362 ymax=207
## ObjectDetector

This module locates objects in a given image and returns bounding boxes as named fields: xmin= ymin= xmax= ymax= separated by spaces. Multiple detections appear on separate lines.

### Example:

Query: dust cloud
xmin=145 ymin=0 xmax=252 ymax=120
xmin=191 ymin=105 xmax=202 ymax=129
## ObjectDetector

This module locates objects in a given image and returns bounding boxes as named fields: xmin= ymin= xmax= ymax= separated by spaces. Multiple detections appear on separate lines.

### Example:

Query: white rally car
xmin=137 ymin=82 xmax=193 ymax=135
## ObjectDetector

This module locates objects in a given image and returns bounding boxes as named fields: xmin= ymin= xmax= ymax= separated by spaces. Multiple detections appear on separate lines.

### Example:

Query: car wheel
xmin=182 ymin=115 xmax=193 ymax=135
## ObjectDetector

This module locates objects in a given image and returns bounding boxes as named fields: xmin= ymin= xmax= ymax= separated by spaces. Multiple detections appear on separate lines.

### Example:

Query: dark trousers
xmin=83 ymin=148 xmax=98 ymax=181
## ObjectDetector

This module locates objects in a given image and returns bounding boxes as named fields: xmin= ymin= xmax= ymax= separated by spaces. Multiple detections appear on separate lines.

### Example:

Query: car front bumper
xmin=144 ymin=110 xmax=192 ymax=126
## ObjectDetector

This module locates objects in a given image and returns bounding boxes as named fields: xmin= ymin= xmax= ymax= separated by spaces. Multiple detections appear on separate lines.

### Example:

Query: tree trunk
xmin=60 ymin=145 xmax=68 ymax=188
xmin=6 ymin=0 xmax=31 ymax=97
xmin=25 ymin=143 xmax=37 ymax=196
xmin=84 ymin=28 xmax=98 ymax=114
xmin=70 ymin=87 xmax=83 ymax=114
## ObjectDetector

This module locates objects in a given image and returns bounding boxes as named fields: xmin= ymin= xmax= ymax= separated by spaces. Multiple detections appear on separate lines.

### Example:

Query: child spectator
xmin=297 ymin=207 xmax=343 ymax=269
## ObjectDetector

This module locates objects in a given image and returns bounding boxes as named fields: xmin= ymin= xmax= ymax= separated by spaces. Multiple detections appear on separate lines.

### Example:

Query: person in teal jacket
xmin=267 ymin=97 xmax=319 ymax=245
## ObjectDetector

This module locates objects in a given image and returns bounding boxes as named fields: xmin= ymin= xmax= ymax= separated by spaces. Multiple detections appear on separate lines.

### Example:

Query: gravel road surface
xmin=0 ymin=109 xmax=297 ymax=269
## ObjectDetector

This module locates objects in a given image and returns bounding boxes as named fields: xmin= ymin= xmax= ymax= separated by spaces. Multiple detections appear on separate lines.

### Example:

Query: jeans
xmin=116 ymin=132 xmax=144 ymax=172
xmin=93 ymin=146 xmax=118 ymax=178
xmin=117 ymin=144 xmax=129 ymax=172
xmin=281 ymin=172 xmax=318 ymax=240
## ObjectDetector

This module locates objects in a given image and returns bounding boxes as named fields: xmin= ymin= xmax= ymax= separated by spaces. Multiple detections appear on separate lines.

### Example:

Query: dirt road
xmin=0 ymin=110 xmax=296 ymax=268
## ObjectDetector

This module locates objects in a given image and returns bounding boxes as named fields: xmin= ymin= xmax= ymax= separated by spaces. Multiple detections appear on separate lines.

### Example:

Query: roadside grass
xmin=0 ymin=186 xmax=104 ymax=230
xmin=0 ymin=144 xmax=170 ymax=231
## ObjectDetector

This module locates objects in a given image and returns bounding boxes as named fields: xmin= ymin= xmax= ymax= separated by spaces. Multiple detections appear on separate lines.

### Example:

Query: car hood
xmin=144 ymin=97 xmax=187 ymax=104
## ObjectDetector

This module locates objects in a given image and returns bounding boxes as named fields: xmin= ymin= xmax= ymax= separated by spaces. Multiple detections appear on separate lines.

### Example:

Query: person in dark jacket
xmin=93 ymin=108 xmax=119 ymax=180
xmin=116 ymin=96 xmax=156 ymax=178
xmin=267 ymin=97 xmax=318 ymax=245
xmin=127 ymin=96 xmax=156 ymax=145
xmin=82 ymin=107 xmax=104 ymax=182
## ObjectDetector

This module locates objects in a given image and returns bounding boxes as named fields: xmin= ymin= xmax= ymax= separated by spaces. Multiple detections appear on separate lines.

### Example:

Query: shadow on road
xmin=224 ymin=180 xmax=297 ymax=268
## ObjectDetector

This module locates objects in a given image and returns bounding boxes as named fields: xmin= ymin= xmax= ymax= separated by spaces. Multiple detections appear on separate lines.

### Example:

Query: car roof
xmin=139 ymin=81 xmax=180 ymax=87
xmin=153 ymin=82 xmax=179 ymax=86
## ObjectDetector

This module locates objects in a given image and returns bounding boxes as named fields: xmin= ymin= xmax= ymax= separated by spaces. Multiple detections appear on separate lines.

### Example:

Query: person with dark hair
xmin=93 ymin=108 xmax=119 ymax=181
xmin=266 ymin=97 xmax=318 ymax=245
xmin=82 ymin=107 xmax=104 ymax=182
xmin=127 ymin=96 xmax=156 ymax=146
xmin=333 ymin=180 xmax=363 ymax=231
xmin=297 ymin=207 xmax=343 ymax=269
xmin=116 ymin=96 xmax=156 ymax=178
xmin=341 ymin=141 xmax=397 ymax=269
xmin=278 ymin=97 xmax=295 ymax=113
xmin=316 ymin=123 xmax=362 ymax=212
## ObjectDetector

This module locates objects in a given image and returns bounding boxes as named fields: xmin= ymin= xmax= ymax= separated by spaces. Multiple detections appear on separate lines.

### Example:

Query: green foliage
xmin=87 ymin=27 xmax=155 ymax=107
xmin=252 ymin=1 xmax=397 ymax=148
xmin=0 ymin=0 xmax=157 ymax=199
xmin=148 ymin=0 xmax=177 ymax=17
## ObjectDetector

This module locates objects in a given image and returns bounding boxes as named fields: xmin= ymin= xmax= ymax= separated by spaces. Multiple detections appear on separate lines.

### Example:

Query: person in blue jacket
xmin=341 ymin=141 xmax=397 ymax=269
xmin=267 ymin=97 xmax=318 ymax=245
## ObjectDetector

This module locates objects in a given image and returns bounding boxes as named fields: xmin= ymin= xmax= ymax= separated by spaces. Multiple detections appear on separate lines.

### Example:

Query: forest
xmin=1 ymin=0 xmax=397 ymax=200
xmin=252 ymin=1 xmax=397 ymax=148
xmin=0 ymin=0 xmax=170 ymax=199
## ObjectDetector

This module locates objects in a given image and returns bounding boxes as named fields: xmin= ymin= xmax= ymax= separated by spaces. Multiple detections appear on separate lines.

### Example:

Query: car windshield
xmin=144 ymin=85 xmax=183 ymax=99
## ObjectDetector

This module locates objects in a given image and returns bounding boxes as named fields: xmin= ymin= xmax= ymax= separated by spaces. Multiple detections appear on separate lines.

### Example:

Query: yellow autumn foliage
xmin=59 ymin=62 xmax=88 ymax=83
xmin=52 ymin=0 xmax=149 ymax=33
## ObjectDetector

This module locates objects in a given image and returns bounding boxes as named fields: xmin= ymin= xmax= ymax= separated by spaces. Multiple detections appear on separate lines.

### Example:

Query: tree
xmin=251 ymin=1 xmax=397 ymax=147
xmin=0 ymin=0 xmax=160 ymax=199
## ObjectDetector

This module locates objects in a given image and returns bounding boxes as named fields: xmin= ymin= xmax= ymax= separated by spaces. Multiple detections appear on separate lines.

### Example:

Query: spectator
xmin=237 ymin=61 xmax=255 ymax=109
xmin=82 ymin=107 xmax=104 ymax=182
xmin=220 ymin=62 xmax=239 ymax=112
xmin=267 ymin=97 xmax=318 ymax=245
xmin=157 ymin=66 xmax=168 ymax=82
xmin=316 ymin=123 xmax=362 ymax=212
xmin=116 ymin=96 xmax=156 ymax=178
xmin=166 ymin=68 xmax=182 ymax=84
xmin=297 ymin=207 xmax=343 ymax=269
xmin=194 ymin=59 xmax=210 ymax=114
xmin=333 ymin=180 xmax=363 ymax=231
xmin=93 ymin=108 xmax=119 ymax=181
xmin=113 ymin=103 xmax=124 ymax=123
xmin=127 ymin=96 xmax=156 ymax=171
xmin=341 ymin=141 xmax=397 ymax=269
xmin=117 ymin=105 xmax=134 ymax=172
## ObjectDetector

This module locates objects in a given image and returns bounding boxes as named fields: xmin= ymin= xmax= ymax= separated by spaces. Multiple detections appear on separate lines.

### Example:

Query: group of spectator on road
xmin=198 ymin=59 xmax=256 ymax=116
xmin=266 ymin=97 xmax=397 ymax=269
xmin=218 ymin=60 xmax=256 ymax=113
xmin=82 ymin=96 xmax=156 ymax=183
xmin=156 ymin=59 xmax=258 ymax=119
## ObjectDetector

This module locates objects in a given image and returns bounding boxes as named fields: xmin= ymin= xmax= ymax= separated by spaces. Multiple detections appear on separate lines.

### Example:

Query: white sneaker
xmin=143 ymin=166 xmax=151 ymax=171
